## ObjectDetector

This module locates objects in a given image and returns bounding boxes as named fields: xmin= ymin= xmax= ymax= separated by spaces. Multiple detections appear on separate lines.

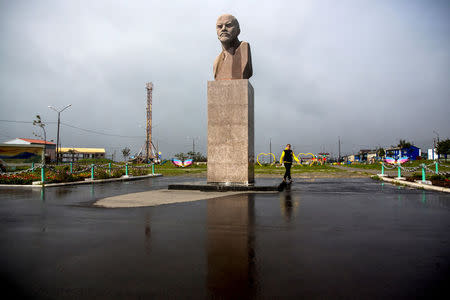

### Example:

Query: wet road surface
xmin=1 ymin=177 xmax=449 ymax=299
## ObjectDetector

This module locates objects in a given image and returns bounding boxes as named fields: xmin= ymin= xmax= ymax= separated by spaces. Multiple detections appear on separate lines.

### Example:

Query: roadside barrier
xmin=380 ymin=161 xmax=449 ymax=181
xmin=0 ymin=164 xmax=44 ymax=176
xmin=41 ymin=165 xmax=45 ymax=183
xmin=0 ymin=162 xmax=157 ymax=183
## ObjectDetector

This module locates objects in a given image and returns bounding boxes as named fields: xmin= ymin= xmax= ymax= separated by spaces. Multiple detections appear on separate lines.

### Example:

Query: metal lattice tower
xmin=146 ymin=82 xmax=153 ymax=161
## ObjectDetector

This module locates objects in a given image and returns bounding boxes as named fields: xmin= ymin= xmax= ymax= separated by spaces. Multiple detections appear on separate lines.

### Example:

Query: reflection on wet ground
xmin=0 ymin=177 xmax=449 ymax=299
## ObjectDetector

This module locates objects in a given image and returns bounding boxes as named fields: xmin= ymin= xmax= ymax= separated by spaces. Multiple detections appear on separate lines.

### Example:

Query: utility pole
xmin=48 ymin=104 xmax=71 ymax=164
xmin=187 ymin=136 xmax=198 ymax=155
xmin=338 ymin=136 xmax=341 ymax=162
xmin=433 ymin=130 xmax=440 ymax=160
xmin=269 ymin=138 xmax=272 ymax=163
xmin=146 ymin=82 xmax=153 ymax=162
xmin=433 ymin=138 xmax=436 ymax=160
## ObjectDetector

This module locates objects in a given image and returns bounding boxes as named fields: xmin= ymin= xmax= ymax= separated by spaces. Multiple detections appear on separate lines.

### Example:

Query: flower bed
xmin=404 ymin=174 xmax=450 ymax=188
xmin=0 ymin=166 xmax=152 ymax=185
xmin=429 ymin=175 xmax=450 ymax=188
xmin=0 ymin=173 xmax=41 ymax=185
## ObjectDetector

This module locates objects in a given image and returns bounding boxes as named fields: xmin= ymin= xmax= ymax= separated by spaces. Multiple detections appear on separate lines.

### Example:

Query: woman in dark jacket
xmin=279 ymin=144 xmax=299 ymax=183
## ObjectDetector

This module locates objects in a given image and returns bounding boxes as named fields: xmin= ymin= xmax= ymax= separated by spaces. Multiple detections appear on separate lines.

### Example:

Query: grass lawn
xmin=153 ymin=163 xmax=207 ymax=176
xmin=154 ymin=163 xmax=346 ymax=176
xmin=340 ymin=163 xmax=382 ymax=170
xmin=255 ymin=164 xmax=345 ymax=174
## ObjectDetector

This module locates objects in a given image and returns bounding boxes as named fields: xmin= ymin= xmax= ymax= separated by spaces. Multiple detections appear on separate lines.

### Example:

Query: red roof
xmin=20 ymin=138 xmax=56 ymax=145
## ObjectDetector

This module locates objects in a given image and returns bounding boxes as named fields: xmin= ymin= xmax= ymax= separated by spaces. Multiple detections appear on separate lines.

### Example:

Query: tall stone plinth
xmin=207 ymin=79 xmax=254 ymax=184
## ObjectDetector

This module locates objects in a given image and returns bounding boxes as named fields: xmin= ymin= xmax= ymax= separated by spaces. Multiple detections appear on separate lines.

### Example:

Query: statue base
xmin=168 ymin=182 xmax=277 ymax=192
xmin=207 ymin=79 xmax=254 ymax=184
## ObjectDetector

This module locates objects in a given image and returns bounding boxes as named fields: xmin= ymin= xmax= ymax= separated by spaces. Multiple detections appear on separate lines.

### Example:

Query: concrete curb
xmin=0 ymin=174 xmax=163 ymax=188
xmin=373 ymin=175 xmax=450 ymax=193
xmin=168 ymin=183 xmax=278 ymax=192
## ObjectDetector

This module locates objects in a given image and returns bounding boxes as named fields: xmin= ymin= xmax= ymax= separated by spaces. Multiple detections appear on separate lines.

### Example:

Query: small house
xmin=4 ymin=138 xmax=56 ymax=161
xmin=385 ymin=146 xmax=421 ymax=161
xmin=60 ymin=147 xmax=106 ymax=162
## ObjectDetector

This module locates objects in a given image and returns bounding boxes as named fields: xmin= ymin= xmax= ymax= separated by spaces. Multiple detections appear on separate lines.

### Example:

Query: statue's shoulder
xmin=213 ymin=51 xmax=225 ymax=69
xmin=238 ymin=41 xmax=251 ymax=58
xmin=238 ymin=41 xmax=252 ymax=79
xmin=214 ymin=51 xmax=224 ymax=64
xmin=239 ymin=41 xmax=250 ymax=50
xmin=213 ymin=51 xmax=225 ymax=79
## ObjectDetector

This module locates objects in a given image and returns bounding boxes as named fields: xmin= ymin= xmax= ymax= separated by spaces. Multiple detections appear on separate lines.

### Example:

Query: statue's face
xmin=216 ymin=15 xmax=240 ymax=43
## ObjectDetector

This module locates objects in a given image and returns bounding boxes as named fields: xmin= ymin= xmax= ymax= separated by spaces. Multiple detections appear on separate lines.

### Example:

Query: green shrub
xmin=409 ymin=174 xmax=422 ymax=180
xmin=130 ymin=168 xmax=149 ymax=176
xmin=95 ymin=170 xmax=112 ymax=179
xmin=112 ymin=169 xmax=125 ymax=177
xmin=47 ymin=171 xmax=78 ymax=183
xmin=430 ymin=174 xmax=449 ymax=181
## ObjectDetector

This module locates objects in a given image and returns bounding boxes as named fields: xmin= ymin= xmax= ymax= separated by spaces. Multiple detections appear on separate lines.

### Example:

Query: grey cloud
xmin=1 ymin=0 xmax=449 ymax=160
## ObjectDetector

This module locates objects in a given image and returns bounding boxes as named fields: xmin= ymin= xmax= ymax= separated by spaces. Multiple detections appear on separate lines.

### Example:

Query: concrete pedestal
xmin=207 ymin=80 xmax=254 ymax=184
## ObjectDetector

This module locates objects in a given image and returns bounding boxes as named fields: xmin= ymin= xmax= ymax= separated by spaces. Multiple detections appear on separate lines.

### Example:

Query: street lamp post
xmin=48 ymin=104 xmax=72 ymax=164
xmin=433 ymin=130 xmax=440 ymax=160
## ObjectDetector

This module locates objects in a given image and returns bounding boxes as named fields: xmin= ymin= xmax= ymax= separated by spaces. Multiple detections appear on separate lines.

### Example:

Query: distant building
xmin=344 ymin=150 xmax=377 ymax=163
xmin=0 ymin=143 xmax=45 ymax=164
xmin=358 ymin=149 xmax=376 ymax=162
xmin=4 ymin=138 xmax=56 ymax=161
xmin=427 ymin=148 xmax=447 ymax=160
xmin=346 ymin=154 xmax=357 ymax=162
xmin=386 ymin=146 xmax=421 ymax=161
xmin=60 ymin=147 xmax=106 ymax=162
xmin=367 ymin=152 xmax=377 ymax=163
xmin=428 ymin=148 xmax=437 ymax=160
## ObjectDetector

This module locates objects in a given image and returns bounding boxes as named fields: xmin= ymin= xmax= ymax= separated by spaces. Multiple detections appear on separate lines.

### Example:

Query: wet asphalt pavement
xmin=0 ymin=177 xmax=449 ymax=299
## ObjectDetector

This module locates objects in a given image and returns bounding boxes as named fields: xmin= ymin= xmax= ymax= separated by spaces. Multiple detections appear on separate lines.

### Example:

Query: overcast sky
xmin=1 ymin=0 xmax=449 ymax=159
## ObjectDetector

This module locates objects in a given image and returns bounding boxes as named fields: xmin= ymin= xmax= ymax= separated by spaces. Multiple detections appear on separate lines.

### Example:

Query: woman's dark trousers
xmin=284 ymin=163 xmax=292 ymax=180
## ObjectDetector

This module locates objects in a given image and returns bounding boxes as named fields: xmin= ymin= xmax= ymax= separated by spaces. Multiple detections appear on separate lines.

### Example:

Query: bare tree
xmin=437 ymin=139 xmax=450 ymax=161
xmin=397 ymin=139 xmax=413 ymax=148
xmin=67 ymin=149 xmax=76 ymax=163
xmin=122 ymin=147 xmax=131 ymax=162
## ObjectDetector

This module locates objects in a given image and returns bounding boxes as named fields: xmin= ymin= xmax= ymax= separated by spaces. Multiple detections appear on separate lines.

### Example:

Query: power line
xmin=60 ymin=122 xmax=144 ymax=138
xmin=0 ymin=119 xmax=56 ymax=124
xmin=0 ymin=119 xmax=144 ymax=139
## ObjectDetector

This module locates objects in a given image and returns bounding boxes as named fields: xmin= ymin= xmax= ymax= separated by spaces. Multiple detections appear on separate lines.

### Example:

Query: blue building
xmin=386 ymin=146 xmax=421 ymax=160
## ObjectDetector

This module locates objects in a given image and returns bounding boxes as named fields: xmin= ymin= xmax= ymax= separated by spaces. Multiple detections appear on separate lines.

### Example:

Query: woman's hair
xmin=286 ymin=144 xmax=291 ymax=147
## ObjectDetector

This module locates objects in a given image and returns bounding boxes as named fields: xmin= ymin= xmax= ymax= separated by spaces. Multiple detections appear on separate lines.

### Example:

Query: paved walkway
xmin=1 ymin=177 xmax=448 ymax=299
xmin=94 ymin=190 xmax=249 ymax=208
